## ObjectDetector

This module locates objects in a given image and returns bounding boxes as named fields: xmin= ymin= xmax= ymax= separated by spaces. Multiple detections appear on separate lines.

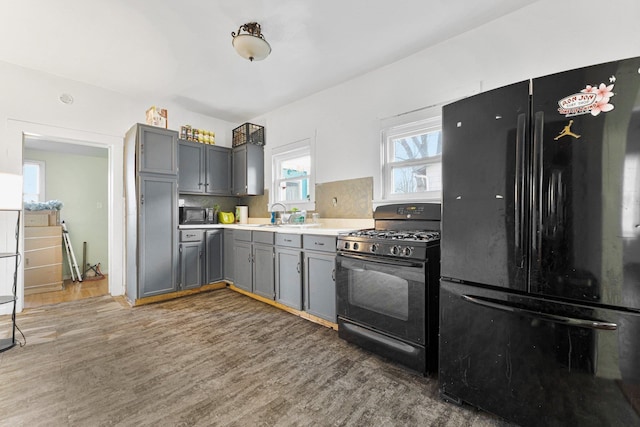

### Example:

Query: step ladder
xmin=61 ymin=221 xmax=82 ymax=282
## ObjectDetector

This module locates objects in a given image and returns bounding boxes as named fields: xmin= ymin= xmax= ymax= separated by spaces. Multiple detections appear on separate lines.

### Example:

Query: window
xmin=23 ymin=160 xmax=45 ymax=203
xmin=381 ymin=117 xmax=442 ymax=201
xmin=271 ymin=138 xmax=314 ymax=210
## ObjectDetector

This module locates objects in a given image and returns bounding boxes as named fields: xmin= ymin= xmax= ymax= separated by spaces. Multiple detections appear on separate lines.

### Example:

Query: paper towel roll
xmin=235 ymin=206 xmax=248 ymax=224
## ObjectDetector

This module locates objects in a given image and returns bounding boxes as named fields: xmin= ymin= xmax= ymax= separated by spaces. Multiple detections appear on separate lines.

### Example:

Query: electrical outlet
xmin=332 ymin=197 xmax=338 ymax=207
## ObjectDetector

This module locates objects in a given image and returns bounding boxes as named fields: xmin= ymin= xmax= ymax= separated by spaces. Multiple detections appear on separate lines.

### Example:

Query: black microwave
xmin=179 ymin=207 xmax=206 ymax=224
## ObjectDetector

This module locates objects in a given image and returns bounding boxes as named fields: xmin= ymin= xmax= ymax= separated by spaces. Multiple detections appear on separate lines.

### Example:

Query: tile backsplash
xmin=182 ymin=176 xmax=373 ymax=219
xmin=315 ymin=177 xmax=373 ymax=219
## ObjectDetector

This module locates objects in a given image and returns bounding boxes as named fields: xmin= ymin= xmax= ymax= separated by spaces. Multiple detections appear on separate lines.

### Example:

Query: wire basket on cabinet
xmin=232 ymin=123 xmax=265 ymax=147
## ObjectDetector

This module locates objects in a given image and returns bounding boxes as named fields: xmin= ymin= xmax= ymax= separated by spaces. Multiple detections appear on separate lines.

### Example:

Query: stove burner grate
xmin=345 ymin=229 xmax=440 ymax=242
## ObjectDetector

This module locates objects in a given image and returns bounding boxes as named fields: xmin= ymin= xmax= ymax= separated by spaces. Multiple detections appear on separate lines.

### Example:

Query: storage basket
xmin=232 ymin=123 xmax=265 ymax=147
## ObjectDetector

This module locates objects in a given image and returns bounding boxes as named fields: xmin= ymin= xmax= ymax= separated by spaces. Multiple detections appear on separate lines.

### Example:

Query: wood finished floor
xmin=23 ymin=275 xmax=109 ymax=309
xmin=0 ymin=289 xmax=513 ymax=426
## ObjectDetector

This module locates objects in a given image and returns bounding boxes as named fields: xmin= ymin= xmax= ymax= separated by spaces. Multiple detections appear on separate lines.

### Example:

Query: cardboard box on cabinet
xmin=145 ymin=106 xmax=168 ymax=128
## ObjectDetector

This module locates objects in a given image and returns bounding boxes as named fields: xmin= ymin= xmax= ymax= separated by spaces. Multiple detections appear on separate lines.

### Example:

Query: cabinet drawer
xmin=180 ymin=229 xmax=204 ymax=242
xmin=234 ymin=229 xmax=252 ymax=242
xmin=303 ymin=235 xmax=337 ymax=253
xmin=253 ymin=231 xmax=274 ymax=244
xmin=275 ymin=233 xmax=302 ymax=248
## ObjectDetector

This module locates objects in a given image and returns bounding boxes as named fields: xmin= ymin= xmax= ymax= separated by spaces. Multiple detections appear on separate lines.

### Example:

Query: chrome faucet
xmin=269 ymin=203 xmax=287 ymax=224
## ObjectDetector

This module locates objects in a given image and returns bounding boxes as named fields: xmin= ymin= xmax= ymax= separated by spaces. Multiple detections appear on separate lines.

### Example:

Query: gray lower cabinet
xmin=206 ymin=230 xmax=223 ymax=284
xmin=232 ymin=144 xmax=264 ymax=196
xmin=233 ymin=230 xmax=275 ymax=297
xmin=179 ymin=230 xmax=204 ymax=290
xmin=275 ymin=233 xmax=303 ymax=310
xmin=224 ymin=229 xmax=234 ymax=282
xmin=303 ymin=235 xmax=337 ymax=322
xmin=233 ymin=230 xmax=253 ymax=292
xmin=253 ymin=241 xmax=275 ymax=299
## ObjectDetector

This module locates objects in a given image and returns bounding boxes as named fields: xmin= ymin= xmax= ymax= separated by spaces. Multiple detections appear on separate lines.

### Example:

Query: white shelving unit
xmin=0 ymin=209 xmax=20 ymax=352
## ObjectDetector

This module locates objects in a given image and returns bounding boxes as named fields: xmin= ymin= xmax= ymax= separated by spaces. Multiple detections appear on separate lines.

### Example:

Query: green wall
xmin=24 ymin=149 xmax=108 ymax=277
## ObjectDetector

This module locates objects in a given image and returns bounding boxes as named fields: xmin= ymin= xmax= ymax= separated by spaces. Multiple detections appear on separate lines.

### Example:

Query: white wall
xmin=255 ymin=0 xmax=640 ymax=202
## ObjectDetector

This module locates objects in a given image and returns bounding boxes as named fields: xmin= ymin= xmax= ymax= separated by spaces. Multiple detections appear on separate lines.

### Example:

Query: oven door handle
xmin=337 ymin=252 xmax=425 ymax=268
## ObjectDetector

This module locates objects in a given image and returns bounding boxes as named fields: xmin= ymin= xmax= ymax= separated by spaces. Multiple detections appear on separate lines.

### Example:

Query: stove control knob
xmin=403 ymin=247 xmax=412 ymax=257
xmin=353 ymin=242 xmax=360 ymax=251
xmin=344 ymin=242 xmax=350 ymax=250
xmin=391 ymin=246 xmax=400 ymax=255
xmin=370 ymin=243 xmax=378 ymax=253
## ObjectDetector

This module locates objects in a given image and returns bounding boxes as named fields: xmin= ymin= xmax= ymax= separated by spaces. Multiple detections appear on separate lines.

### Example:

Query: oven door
xmin=336 ymin=252 xmax=426 ymax=344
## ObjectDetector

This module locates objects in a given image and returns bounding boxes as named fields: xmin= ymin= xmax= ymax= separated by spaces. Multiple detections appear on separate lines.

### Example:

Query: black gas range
xmin=335 ymin=203 xmax=441 ymax=374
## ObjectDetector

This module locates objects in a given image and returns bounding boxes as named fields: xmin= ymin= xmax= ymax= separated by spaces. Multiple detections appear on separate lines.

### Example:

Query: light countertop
xmin=178 ymin=219 xmax=373 ymax=236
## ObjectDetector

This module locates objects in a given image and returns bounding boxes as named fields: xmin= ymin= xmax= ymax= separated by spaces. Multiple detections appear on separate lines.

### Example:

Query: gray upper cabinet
xmin=178 ymin=140 xmax=231 ymax=195
xmin=205 ymin=145 xmax=232 ymax=195
xmin=178 ymin=141 xmax=204 ymax=193
xmin=232 ymin=144 xmax=264 ymax=196
xmin=137 ymin=124 xmax=178 ymax=175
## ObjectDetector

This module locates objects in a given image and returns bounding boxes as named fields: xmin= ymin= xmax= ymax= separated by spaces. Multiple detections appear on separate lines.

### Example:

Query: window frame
xmin=380 ymin=116 xmax=442 ymax=202
xmin=271 ymin=138 xmax=315 ymax=211
xmin=23 ymin=159 xmax=46 ymax=203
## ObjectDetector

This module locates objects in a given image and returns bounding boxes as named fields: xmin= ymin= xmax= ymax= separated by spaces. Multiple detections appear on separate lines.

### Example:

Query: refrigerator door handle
xmin=462 ymin=294 xmax=618 ymax=331
xmin=515 ymin=113 xmax=527 ymax=260
xmin=531 ymin=111 xmax=545 ymax=251
xmin=545 ymin=169 xmax=564 ymax=238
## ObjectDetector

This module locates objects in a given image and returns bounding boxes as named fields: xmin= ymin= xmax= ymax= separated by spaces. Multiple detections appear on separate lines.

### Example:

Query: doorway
xmin=22 ymin=136 xmax=110 ymax=308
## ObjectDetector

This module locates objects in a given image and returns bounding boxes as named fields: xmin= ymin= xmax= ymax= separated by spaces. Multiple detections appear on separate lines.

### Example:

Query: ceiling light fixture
xmin=231 ymin=22 xmax=271 ymax=62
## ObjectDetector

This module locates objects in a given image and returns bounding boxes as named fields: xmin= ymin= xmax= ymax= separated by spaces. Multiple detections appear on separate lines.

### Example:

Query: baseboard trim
xmin=129 ymin=282 xmax=227 ymax=306
xmin=228 ymin=283 xmax=338 ymax=331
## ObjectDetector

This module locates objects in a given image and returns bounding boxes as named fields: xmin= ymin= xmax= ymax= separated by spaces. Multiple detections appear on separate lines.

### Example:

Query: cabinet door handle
xmin=140 ymin=194 xmax=145 ymax=205
xmin=331 ymin=268 xmax=335 ymax=282
xmin=297 ymin=262 xmax=301 ymax=274
xmin=314 ymin=241 xmax=324 ymax=246
xmin=284 ymin=238 xmax=292 ymax=243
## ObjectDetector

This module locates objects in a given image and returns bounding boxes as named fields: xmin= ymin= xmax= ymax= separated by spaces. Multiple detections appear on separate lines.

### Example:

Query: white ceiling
xmin=0 ymin=0 xmax=538 ymax=123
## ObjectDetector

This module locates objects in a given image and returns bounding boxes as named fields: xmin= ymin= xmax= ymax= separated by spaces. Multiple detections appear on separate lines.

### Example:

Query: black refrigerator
xmin=439 ymin=56 xmax=640 ymax=426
